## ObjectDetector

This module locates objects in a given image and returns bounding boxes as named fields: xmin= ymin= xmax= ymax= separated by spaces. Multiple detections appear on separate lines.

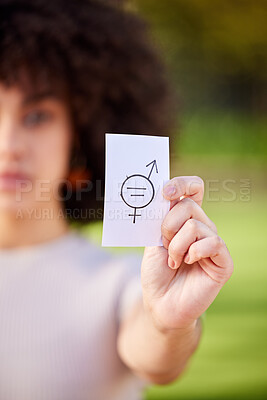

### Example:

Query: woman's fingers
xmin=161 ymin=197 xmax=217 ymax=247
xmin=162 ymin=176 xmax=204 ymax=207
xmin=185 ymin=236 xmax=234 ymax=284
xmin=167 ymin=218 xmax=216 ymax=269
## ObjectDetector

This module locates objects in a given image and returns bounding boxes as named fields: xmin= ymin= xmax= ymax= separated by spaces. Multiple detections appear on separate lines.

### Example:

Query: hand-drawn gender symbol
xmin=120 ymin=160 xmax=158 ymax=223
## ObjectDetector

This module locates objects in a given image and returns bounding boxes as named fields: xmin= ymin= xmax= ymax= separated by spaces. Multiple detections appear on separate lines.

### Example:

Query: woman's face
xmin=0 ymin=82 xmax=73 ymax=215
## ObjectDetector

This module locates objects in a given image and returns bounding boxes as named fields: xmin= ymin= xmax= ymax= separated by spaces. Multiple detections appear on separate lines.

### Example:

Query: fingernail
xmin=168 ymin=256 xmax=175 ymax=269
xmin=163 ymin=185 xmax=176 ymax=197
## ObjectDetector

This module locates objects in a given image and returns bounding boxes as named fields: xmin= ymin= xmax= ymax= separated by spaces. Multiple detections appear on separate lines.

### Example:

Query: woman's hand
xmin=141 ymin=176 xmax=234 ymax=332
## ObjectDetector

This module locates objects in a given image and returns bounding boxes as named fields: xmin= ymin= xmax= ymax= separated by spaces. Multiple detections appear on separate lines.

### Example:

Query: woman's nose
xmin=0 ymin=118 xmax=25 ymax=160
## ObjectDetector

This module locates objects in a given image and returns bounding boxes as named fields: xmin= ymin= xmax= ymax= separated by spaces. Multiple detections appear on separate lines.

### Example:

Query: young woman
xmin=0 ymin=1 xmax=234 ymax=399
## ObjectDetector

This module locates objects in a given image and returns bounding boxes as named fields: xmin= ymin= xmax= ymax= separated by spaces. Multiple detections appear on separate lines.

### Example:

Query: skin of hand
xmin=141 ymin=175 xmax=234 ymax=332
xmin=117 ymin=175 xmax=234 ymax=384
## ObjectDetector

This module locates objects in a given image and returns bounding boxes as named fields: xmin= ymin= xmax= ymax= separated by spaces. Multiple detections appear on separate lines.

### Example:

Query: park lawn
xmin=177 ymin=111 xmax=267 ymax=160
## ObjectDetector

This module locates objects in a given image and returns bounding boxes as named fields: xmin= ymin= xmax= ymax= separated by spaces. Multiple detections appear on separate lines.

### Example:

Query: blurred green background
xmin=80 ymin=1 xmax=267 ymax=399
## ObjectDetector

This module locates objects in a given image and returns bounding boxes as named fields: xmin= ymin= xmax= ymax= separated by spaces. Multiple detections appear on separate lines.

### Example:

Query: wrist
xmin=143 ymin=300 xmax=199 ymax=338
xmin=157 ymin=319 xmax=199 ymax=339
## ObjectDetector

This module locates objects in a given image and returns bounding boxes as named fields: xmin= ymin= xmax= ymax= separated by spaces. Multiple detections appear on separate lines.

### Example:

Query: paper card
xmin=101 ymin=133 xmax=170 ymax=247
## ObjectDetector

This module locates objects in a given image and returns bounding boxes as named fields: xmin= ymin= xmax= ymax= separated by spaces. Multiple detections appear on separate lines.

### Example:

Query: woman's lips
xmin=0 ymin=173 xmax=31 ymax=191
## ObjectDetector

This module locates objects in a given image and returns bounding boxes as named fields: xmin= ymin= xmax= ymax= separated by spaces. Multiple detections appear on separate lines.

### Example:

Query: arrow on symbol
xmin=146 ymin=160 xmax=158 ymax=180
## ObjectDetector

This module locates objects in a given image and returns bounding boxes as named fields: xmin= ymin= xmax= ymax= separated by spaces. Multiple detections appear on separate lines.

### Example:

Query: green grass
xmin=177 ymin=111 xmax=267 ymax=161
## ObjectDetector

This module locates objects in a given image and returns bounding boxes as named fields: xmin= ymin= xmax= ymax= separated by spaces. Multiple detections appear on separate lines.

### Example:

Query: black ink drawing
xmin=120 ymin=160 xmax=158 ymax=223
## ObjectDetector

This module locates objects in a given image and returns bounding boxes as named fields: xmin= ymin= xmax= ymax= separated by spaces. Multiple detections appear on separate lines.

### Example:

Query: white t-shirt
xmin=0 ymin=229 xmax=149 ymax=400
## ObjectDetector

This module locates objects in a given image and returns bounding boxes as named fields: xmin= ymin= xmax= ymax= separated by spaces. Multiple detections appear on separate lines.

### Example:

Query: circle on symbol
xmin=120 ymin=174 xmax=154 ymax=209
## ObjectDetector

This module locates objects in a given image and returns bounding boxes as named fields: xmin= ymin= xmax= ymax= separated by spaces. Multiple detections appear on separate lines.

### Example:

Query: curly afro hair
xmin=0 ymin=0 xmax=177 ymax=224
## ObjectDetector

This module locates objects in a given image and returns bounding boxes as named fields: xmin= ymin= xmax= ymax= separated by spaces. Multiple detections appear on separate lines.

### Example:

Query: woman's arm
xmin=117 ymin=299 xmax=202 ymax=384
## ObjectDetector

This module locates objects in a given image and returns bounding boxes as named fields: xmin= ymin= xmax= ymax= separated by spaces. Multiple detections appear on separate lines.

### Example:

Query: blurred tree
xmin=132 ymin=0 xmax=267 ymax=113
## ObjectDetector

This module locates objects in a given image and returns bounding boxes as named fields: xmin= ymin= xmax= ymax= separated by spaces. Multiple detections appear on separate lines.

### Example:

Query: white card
xmin=101 ymin=133 xmax=170 ymax=247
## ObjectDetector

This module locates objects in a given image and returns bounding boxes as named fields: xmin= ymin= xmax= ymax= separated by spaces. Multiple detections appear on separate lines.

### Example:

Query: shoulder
xmin=59 ymin=229 xmax=144 ymax=326
xmin=65 ymin=229 xmax=143 ymax=277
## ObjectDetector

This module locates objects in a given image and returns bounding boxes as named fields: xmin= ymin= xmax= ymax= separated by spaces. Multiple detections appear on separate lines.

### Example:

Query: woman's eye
xmin=23 ymin=110 xmax=52 ymax=127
